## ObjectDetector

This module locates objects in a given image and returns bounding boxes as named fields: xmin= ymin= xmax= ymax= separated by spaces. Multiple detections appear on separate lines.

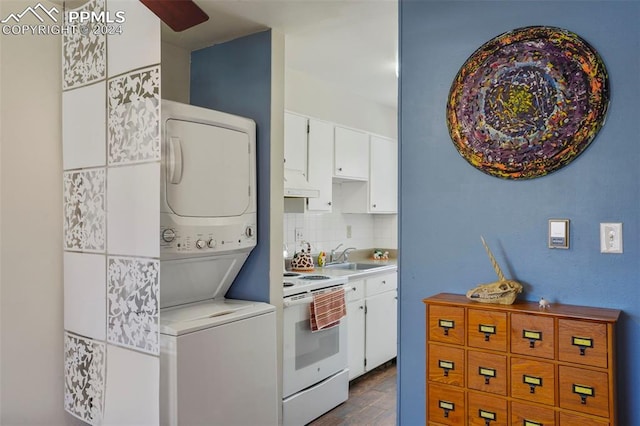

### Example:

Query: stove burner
xmin=283 ymin=282 xmax=295 ymax=287
xmin=298 ymin=275 xmax=330 ymax=281
xmin=283 ymin=272 xmax=301 ymax=277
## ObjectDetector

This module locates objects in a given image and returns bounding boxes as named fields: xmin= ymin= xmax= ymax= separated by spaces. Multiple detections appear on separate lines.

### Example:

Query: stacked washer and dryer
xmin=159 ymin=100 xmax=278 ymax=426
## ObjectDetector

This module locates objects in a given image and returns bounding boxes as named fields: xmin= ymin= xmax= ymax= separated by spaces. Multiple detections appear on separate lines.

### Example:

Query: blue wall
xmin=190 ymin=30 xmax=272 ymax=302
xmin=399 ymin=1 xmax=640 ymax=424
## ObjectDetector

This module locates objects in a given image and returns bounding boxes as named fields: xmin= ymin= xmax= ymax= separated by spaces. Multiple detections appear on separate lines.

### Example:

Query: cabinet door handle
xmin=372 ymin=204 xmax=377 ymax=208
xmin=338 ymin=167 xmax=343 ymax=171
xmin=328 ymin=201 xmax=332 ymax=206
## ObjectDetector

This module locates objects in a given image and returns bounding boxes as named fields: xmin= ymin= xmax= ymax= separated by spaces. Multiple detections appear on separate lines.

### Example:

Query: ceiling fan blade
xmin=139 ymin=0 xmax=209 ymax=32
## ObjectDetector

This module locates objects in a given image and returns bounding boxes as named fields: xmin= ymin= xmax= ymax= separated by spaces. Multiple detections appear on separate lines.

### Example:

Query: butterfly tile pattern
xmin=107 ymin=66 xmax=161 ymax=165
xmin=107 ymin=257 xmax=160 ymax=355
xmin=63 ymin=169 xmax=106 ymax=252
xmin=64 ymin=332 xmax=106 ymax=425
xmin=62 ymin=0 xmax=106 ymax=90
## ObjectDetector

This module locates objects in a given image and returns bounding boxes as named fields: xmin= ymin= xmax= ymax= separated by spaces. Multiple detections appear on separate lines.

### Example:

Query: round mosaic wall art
xmin=446 ymin=26 xmax=609 ymax=179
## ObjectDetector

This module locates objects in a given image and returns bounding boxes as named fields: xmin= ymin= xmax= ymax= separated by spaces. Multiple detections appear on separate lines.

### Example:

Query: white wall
xmin=285 ymin=67 xmax=397 ymax=139
xmin=161 ymin=41 xmax=190 ymax=104
xmin=0 ymin=1 xmax=80 ymax=424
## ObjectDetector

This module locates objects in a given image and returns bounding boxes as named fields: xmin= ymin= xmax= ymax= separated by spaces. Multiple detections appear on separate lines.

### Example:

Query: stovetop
xmin=283 ymin=272 xmax=348 ymax=298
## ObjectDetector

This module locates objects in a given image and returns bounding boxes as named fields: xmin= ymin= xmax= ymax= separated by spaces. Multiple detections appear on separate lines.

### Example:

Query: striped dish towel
xmin=309 ymin=288 xmax=346 ymax=332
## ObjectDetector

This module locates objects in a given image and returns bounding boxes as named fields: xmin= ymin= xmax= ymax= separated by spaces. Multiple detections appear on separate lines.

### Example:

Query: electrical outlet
xmin=600 ymin=223 xmax=623 ymax=253
xmin=295 ymin=227 xmax=304 ymax=242
xmin=346 ymin=225 xmax=352 ymax=239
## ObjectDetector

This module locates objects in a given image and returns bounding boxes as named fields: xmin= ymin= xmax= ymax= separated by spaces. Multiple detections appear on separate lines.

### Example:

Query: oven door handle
xmin=283 ymin=286 xmax=354 ymax=308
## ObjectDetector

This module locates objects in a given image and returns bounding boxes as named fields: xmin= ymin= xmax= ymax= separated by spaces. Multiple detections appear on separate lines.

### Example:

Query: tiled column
xmin=62 ymin=0 xmax=161 ymax=424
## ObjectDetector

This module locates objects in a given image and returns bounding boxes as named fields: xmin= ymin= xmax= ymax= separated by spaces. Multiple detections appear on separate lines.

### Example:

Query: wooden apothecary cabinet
xmin=424 ymin=293 xmax=620 ymax=425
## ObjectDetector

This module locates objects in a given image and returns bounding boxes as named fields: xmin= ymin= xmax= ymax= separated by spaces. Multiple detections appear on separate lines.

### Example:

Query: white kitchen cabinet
xmin=341 ymin=136 xmax=397 ymax=214
xmin=347 ymin=271 xmax=398 ymax=380
xmin=284 ymin=112 xmax=308 ymax=174
xmin=346 ymin=280 xmax=366 ymax=380
xmin=333 ymin=126 xmax=369 ymax=180
xmin=306 ymin=119 xmax=334 ymax=212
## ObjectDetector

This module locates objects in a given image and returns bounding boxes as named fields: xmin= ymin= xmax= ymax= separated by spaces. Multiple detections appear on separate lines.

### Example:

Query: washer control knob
xmin=162 ymin=229 xmax=176 ymax=243
xmin=207 ymin=239 xmax=217 ymax=248
xmin=245 ymin=226 xmax=255 ymax=238
xmin=195 ymin=239 xmax=206 ymax=249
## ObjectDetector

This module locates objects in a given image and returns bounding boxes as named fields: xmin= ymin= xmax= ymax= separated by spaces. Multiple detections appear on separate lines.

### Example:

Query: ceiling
xmin=160 ymin=0 xmax=398 ymax=108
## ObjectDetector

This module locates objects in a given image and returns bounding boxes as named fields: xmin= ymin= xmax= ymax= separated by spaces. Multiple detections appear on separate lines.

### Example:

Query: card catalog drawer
xmin=559 ymin=411 xmax=609 ymax=425
xmin=468 ymin=392 xmax=507 ymax=426
xmin=559 ymin=365 xmax=609 ymax=418
xmin=512 ymin=401 xmax=557 ymax=426
xmin=511 ymin=313 xmax=555 ymax=359
xmin=558 ymin=319 xmax=608 ymax=368
xmin=428 ymin=343 xmax=465 ymax=387
xmin=467 ymin=350 xmax=507 ymax=396
xmin=429 ymin=305 xmax=465 ymax=345
xmin=468 ymin=309 xmax=507 ymax=352
xmin=428 ymin=383 xmax=465 ymax=425
xmin=511 ymin=357 xmax=555 ymax=406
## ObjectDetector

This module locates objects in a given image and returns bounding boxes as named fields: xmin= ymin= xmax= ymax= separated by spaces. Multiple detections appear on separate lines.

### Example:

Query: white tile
xmin=107 ymin=163 xmax=159 ymax=257
xmin=102 ymin=345 xmax=159 ymax=426
xmin=63 ymin=82 xmax=106 ymax=170
xmin=64 ymin=252 xmax=106 ymax=340
xmin=107 ymin=0 xmax=161 ymax=78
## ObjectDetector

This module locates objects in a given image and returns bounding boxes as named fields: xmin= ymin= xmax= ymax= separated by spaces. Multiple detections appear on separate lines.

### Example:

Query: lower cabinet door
xmin=512 ymin=401 xmax=556 ymax=426
xmin=468 ymin=392 xmax=507 ymax=426
xmin=428 ymin=383 xmax=465 ymax=425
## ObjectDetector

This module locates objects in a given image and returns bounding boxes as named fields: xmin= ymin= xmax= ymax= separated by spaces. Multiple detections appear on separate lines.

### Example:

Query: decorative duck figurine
xmin=290 ymin=241 xmax=315 ymax=272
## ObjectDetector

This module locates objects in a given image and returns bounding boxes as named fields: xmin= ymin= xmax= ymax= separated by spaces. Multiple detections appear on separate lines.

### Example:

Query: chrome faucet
xmin=332 ymin=246 xmax=357 ymax=264
xmin=329 ymin=243 xmax=343 ymax=263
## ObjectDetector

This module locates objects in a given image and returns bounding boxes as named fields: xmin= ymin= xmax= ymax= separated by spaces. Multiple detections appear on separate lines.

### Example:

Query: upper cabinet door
xmin=369 ymin=136 xmax=397 ymax=213
xmin=284 ymin=112 xmax=308 ymax=175
xmin=307 ymin=119 xmax=334 ymax=212
xmin=333 ymin=126 xmax=369 ymax=180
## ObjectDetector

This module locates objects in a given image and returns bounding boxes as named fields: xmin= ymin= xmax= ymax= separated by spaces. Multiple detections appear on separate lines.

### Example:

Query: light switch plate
xmin=600 ymin=223 xmax=623 ymax=253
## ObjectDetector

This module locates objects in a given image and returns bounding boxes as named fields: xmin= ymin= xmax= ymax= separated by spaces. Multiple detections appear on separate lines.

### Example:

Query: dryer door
xmin=165 ymin=119 xmax=251 ymax=217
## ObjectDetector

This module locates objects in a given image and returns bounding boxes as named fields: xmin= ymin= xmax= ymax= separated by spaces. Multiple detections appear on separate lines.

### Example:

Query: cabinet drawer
xmin=512 ymin=401 xmax=557 ymax=426
xmin=559 ymin=411 xmax=609 ymax=425
xmin=467 ymin=350 xmax=507 ymax=396
xmin=511 ymin=357 xmax=555 ymax=406
xmin=428 ymin=306 xmax=465 ymax=345
xmin=468 ymin=309 xmax=507 ymax=352
xmin=511 ymin=313 xmax=555 ymax=359
xmin=468 ymin=392 xmax=507 ymax=426
xmin=346 ymin=280 xmax=365 ymax=302
xmin=365 ymin=272 xmax=397 ymax=297
xmin=558 ymin=319 xmax=608 ymax=368
xmin=428 ymin=383 xmax=465 ymax=425
xmin=428 ymin=343 xmax=464 ymax=387
xmin=558 ymin=365 xmax=610 ymax=418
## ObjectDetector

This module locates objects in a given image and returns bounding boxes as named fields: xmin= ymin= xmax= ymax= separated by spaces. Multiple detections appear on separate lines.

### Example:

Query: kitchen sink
xmin=323 ymin=262 xmax=382 ymax=271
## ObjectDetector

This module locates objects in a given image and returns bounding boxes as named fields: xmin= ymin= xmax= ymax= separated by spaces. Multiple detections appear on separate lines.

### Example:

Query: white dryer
xmin=158 ymin=101 xmax=277 ymax=426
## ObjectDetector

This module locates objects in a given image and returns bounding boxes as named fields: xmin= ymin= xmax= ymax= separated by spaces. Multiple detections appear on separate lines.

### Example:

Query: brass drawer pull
xmin=572 ymin=336 xmax=594 ymax=356
xmin=438 ymin=400 xmax=455 ymax=418
xmin=573 ymin=384 xmax=595 ymax=404
xmin=523 ymin=374 xmax=543 ymax=393
xmin=479 ymin=409 xmax=496 ymax=425
xmin=479 ymin=324 xmax=496 ymax=341
xmin=438 ymin=319 xmax=455 ymax=336
xmin=438 ymin=360 xmax=454 ymax=377
xmin=523 ymin=421 xmax=543 ymax=426
xmin=523 ymin=329 xmax=543 ymax=348
xmin=478 ymin=366 xmax=496 ymax=385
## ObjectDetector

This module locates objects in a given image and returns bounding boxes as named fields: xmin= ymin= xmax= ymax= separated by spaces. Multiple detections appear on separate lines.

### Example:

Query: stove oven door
xmin=282 ymin=294 xmax=348 ymax=398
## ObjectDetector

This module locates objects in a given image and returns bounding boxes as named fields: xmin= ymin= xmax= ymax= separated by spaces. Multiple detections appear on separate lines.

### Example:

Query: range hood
xmin=284 ymin=168 xmax=319 ymax=198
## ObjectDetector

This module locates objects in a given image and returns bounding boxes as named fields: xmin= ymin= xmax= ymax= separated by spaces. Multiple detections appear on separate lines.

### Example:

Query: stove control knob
xmin=195 ymin=239 xmax=206 ymax=249
xmin=245 ymin=226 xmax=255 ymax=238
xmin=162 ymin=229 xmax=176 ymax=243
xmin=207 ymin=239 xmax=217 ymax=248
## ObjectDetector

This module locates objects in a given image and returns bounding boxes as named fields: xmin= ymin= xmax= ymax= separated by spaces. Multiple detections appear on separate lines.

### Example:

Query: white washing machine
xmin=159 ymin=101 xmax=277 ymax=426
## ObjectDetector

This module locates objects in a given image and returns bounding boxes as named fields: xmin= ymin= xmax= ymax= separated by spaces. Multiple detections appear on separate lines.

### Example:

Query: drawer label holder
xmin=438 ymin=319 xmax=455 ymax=336
xmin=523 ymin=374 xmax=543 ymax=393
xmin=438 ymin=360 xmax=454 ymax=377
xmin=479 ymin=409 xmax=496 ymax=425
xmin=478 ymin=366 xmax=496 ymax=385
xmin=573 ymin=384 xmax=595 ymax=404
xmin=572 ymin=336 xmax=594 ymax=356
xmin=438 ymin=400 xmax=455 ymax=418
xmin=523 ymin=421 xmax=543 ymax=426
xmin=523 ymin=329 xmax=543 ymax=348
xmin=479 ymin=324 xmax=496 ymax=342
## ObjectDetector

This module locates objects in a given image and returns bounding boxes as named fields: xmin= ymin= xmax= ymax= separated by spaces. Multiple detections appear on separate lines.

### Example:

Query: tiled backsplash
xmin=283 ymin=183 xmax=397 ymax=255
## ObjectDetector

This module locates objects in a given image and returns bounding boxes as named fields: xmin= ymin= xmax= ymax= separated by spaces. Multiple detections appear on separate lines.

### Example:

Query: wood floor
xmin=308 ymin=360 xmax=397 ymax=426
